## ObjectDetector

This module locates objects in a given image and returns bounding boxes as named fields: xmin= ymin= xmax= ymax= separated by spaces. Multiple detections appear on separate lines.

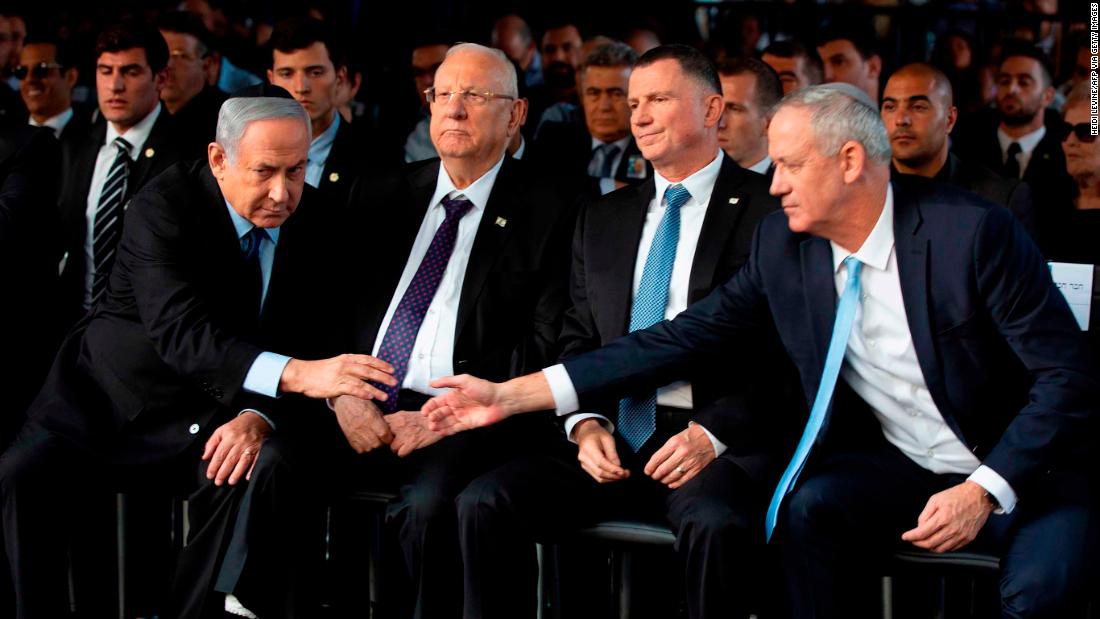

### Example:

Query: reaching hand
xmin=280 ymin=354 xmax=396 ymax=401
xmin=644 ymin=424 xmax=716 ymax=489
xmin=202 ymin=411 xmax=272 ymax=486
xmin=421 ymin=375 xmax=511 ymax=435
xmin=332 ymin=395 xmax=394 ymax=453
xmin=573 ymin=419 xmax=629 ymax=483
xmin=388 ymin=410 xmax=445 ymax=457
xmin=901 ymin=481 xmax=994 ymax=553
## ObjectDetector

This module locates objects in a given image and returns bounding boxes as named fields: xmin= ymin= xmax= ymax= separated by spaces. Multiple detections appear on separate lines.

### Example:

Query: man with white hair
xmin=0 ymin=96 xmax=396 ymax=619
xmin=423 ymin=82 xmax=1099 ymax=617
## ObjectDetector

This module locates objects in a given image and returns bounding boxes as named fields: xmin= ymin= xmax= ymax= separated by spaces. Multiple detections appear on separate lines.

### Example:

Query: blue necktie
xmin=241 ymin=226 xmax=269 ymax=315
xmin=618 ymin=183 xmax=691 ymax=452
xmin=765 ymin=257 xmax=863 ymax=541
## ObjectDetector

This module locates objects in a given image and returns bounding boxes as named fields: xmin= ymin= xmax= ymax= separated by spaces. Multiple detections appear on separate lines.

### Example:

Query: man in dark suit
xmin=424 ymin=83 xmax=1098 ymax=617
xmin=267 ymin=17 xmax=392 ymax=212
xmin=455 ymin=44 xmax=797 ymax=619
xmin=881 ymin=62 xmax=1036 ymax=235
xmin=0 ymin=126 xmax=62 ymax=446
xmin=0 ymin=97 xmax=396 ymax=619
xmin=952 ymin=44 xmax=1072 ymax=254
xmin=717 ymin=57 xmax=782 ymax=176
xmin=57 ymin=21 xmax=185 ymax=323
xmin=532 ymin=41 xmax=651 ymax=199
xmin=157 ymin=11 xmax=228 ymax=162
xmin=254 ymin=42 xmax=574 ymax=619
xmin=17 ymin=36 xmax=89 ymax=145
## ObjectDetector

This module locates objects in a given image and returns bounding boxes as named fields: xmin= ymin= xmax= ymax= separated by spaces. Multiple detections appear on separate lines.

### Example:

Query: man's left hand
xmin=644 ymin=424 xmax=716 ymax=489
xmin=901 ymin=480 xmax=995 ymax=553
xmin=202 ymin=412 xmax=272 ymax=486
xmin=388 ymin=410 xmax=444 ymax=457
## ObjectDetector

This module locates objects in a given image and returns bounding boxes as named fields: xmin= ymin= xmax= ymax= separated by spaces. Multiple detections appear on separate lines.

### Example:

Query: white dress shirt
xmin=306 ymin=113 xmax=340 ymax=188
xmin=746 ymin=154 xmax=772 ymax=175
xmin=83 ymin=103 xmax=162 ymax=308
xmin=371 ymin=155 xmax=504 ymax=396
xmin=29 ymin=107 xmax=74 ymax=138
xmin=830 ymin=186 xmax=1016 ymax=512
xmin=591 ymin=135 xmax=631 ymax=195
xmin=997 ymin=125 xmax=1045 ymax=179
xmin=547 ymin=151 xmax=729 ymax=455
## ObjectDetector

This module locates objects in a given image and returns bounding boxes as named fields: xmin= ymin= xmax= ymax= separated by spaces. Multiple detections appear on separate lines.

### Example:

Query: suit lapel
xmin=801 ymin=236 xmax=836 ymax=374
xmin=65 ymin=121 xmax=105 ymax=233
xmin=688 ymin=158 xmax=748 ymax=302
xmin=455 ymin=159 xmax=517 ymax=338
xmin=125 ymin=108 xmax=173 ymax=196
xmin=594 ymin=180 xmax=654 ymax=337
xmin=321 ymin=119 xmax=352 ymax=185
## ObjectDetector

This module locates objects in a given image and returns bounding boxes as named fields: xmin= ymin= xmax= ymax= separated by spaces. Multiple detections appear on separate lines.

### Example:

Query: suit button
xmin=189 ymin=424 xmax=200 ymax=435
xmin=214 ymin=389 xmax=224 ymax=399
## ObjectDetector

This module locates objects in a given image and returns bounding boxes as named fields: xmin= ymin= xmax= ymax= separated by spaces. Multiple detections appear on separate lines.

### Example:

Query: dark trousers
xmin=781 ymin=437 xmax=1097 ymax=618
xmin=0 ymin=421 xmax=204 ymax=619
xmin=219 ymin=389 xmax=560 ymax=619
xmin=456 ymin=408 xmax=771 ymax=619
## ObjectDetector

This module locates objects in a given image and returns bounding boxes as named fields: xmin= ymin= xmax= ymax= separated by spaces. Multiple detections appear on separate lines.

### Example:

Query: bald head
xmin=491 ymin=15 xmax=535 ymax=71
xmin=881 ymin=63 xmax=958 ymax=177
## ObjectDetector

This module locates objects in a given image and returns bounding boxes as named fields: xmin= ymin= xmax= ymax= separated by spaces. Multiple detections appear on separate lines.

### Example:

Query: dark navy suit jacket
xmin=563 ymin=176 xmax=1098 ymax=491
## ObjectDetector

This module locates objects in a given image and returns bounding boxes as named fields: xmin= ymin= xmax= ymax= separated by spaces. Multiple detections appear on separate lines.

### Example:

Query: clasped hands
xmin=332 ymin=395 xmax=444 ymax=457
xmin=573 ymin=418 xmax=716 ymax=488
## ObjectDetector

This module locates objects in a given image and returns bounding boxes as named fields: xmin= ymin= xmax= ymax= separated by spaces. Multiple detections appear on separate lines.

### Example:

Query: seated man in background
xmin=0 ymin=96 xmax=395 ymax=619
xmin=716 ymin=57 xmax=782 ymax=175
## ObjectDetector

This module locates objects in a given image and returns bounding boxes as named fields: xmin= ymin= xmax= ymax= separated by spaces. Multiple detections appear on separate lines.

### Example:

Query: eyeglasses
xmin=423 ymin=87 xmax=516 ymax=107
xmin=1061 ymin=122 xmax=1098 ymax=144
xmin=12 ymin=62 xmax=63 ymax=80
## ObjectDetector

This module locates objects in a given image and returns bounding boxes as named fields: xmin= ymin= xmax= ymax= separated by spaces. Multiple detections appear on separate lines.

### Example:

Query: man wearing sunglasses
xmin=17 ymin=36 xmax=87 ymax=145
xmin=881 ymin=63 xmax=1035 ymax=236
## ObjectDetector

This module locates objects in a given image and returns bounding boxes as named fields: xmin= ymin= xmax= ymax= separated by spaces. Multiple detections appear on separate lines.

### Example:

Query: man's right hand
xmin=280 ymin=355 xmax=396 ymax=401
xmin=332 ymin=395 xmax=395 ymax=453
xmin=573 ymin=418 xmax=629 ymax=483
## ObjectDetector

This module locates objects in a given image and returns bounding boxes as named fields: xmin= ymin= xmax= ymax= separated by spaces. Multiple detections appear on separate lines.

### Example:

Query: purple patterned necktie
xmin=374 ymin=195 xmax=474 ymax=411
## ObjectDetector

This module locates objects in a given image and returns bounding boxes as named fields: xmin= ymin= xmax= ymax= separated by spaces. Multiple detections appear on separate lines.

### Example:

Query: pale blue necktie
xmin=765 ymin=256 xmax=864 ymax=541
xmin=618 ymin=183 xmax=691 ymax=452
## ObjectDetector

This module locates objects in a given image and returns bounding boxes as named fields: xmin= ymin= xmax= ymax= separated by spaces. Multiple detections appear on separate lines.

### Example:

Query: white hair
xmin=776 ymin=83 xmax=892 ymax=164
xmin=444 ymin=42 xmax=518 ymax=97
xmin=216 ymin=97 xmax=311 ymax=163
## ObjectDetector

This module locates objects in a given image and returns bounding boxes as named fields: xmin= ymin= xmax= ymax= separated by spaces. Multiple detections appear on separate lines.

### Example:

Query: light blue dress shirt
xmin=306 ymin=113 xmax=341 ymax=188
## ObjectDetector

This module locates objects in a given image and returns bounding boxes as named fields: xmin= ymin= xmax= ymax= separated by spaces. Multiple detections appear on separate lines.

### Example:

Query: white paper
xmin=1048 ymin=262 xmax=1094 ymax=330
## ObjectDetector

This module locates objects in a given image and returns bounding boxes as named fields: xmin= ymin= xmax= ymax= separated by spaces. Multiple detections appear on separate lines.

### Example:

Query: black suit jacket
xmin=558 ymin=156 xmax=801 ymax=483
xmin=342 ymin=156 xmax=576 ymax=383
xmin=0 ymin=126 xmax=64 ymax=436
xmin=931 ymin=153 xmax=1036 ymax=236
xmin=562 ymin=176 xmax=1098 ymax=492
xmin=531 ymin=120 xmax=652 ymax=200
xmin=169 ymin=85 xmax=229 ymax=162
xmin=30 ymin=161 xmax=341 ymax=465
xmin=57 ymin=107 xmax=185 ymax=320
xmin=317 ymin=116 xmax=401 ymax=212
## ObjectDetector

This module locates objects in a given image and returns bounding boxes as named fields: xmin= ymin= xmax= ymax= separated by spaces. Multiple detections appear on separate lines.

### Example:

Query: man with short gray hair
xmin=0 ymin=96 xmax=397 ymax=619
xmin=422 ymin=81 xmax=1099 ymax=617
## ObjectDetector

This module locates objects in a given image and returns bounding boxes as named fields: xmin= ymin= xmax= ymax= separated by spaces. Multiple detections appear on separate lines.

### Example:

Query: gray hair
xmin=580 ymin=41 xmax=638 ymax=74
xmin=445 ymin=42 xmax=518 ymax=98
xmin=776 ymin=83 xmax=892 ymax=164
xmin=216 ymin=97 xmax=311 ymax=163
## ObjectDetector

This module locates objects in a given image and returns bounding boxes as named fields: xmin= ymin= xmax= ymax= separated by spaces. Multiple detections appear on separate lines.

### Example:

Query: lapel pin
xmin=495 ymin=216 xmax=507 ymax=228
xmin=728 ymin=197 xmax=740 ymax=205
xmin=329 ymin=172 xmax=340 ymax=183
xmin=144 ymin=148 xmax=155 ymax=158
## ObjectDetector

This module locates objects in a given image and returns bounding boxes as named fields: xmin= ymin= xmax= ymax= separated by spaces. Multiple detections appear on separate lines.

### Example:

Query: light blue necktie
xmin=765 ymin=256 xmax=864 ymax=541
xmin=618 ymin=183 xmax=691 ymax=452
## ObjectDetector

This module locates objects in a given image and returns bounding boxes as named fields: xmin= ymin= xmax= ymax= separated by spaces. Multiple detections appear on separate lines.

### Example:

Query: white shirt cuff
xmin=689 ymin=421 xmax=727 ymax=457
xmin=243 ymin=352 xmax=291 ymax=398
xmin=564 ymin=413 xmax=615 ymax=442
xmin=238 ymin=409 xmax=276 ymax=430
xmin=967 ymin=465 xmax=1017 ymax=514
xmin=543 ymin=365 xmax=580 ymax=416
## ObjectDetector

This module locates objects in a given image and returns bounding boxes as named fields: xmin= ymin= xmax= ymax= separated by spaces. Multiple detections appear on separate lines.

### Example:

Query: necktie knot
xmin=590 ymin=143 xmax=622 ymax=178
xmin=241 ymin=226 xmax=268 ymax=261
xmin=441 ymin=196 xmax=473 ymax=220
xmin=113 ymin=136 xmax=133 ymax=158
xmin=1006 ymin=142 xmax=1022 ymax=157
xmin=842 ymin=256 xmax=863 ymax=286
xmin=665 ymin=184 xmax=691 ymax=211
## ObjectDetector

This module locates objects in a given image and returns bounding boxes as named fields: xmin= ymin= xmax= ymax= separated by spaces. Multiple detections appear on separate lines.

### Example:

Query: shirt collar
xmin=310 ymin=112 xmax=340 ymax=153
xmin=105 ymin=102 xmax=162 ymax=156
xmin=653 ymin=149 xmax=724 ymax=209
xmin=431 ymin=154 xmax=506 ymax=213
xmin=512 ymin=135 xmax=526 ymax=160
xmin=830 ymin=184 xmax=894 ymax=274
xmin=746 ymin=154 xmax=772 ymax=175
xmin=29 ymin=107 xmax=74 ymax=136
xmin=224 ymin=200 xmax=281 ymax=245
xmin=997 ymin=124 xmax=1046 ymax=156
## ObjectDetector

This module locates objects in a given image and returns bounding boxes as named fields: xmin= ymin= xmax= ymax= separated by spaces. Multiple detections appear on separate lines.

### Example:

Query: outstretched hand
xmin=421 ymin=375 xmax=511 ymax=435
